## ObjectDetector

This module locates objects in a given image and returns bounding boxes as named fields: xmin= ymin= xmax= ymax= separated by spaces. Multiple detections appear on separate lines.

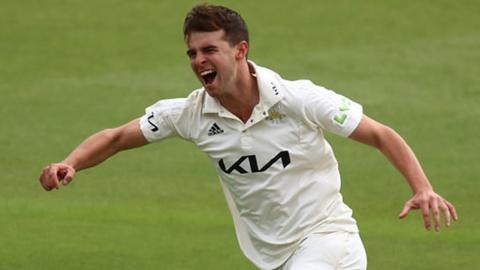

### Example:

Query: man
xmin=39 ymin=4 xmax=458 ymax=270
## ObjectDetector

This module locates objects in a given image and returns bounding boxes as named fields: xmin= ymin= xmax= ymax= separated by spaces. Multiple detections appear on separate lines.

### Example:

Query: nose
xmin=191 ymin=52 xmax=207 ymax=67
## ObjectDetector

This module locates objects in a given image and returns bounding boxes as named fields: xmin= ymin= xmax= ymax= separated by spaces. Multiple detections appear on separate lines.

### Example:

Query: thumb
xmin=63 ymin=168 xmax=75 ymax=186
xmin=399 ymin=204 xmax=411 ymax=219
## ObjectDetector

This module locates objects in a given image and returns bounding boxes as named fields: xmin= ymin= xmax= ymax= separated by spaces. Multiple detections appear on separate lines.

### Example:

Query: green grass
xmin=1 ymin=0 xmax=479 ymax=269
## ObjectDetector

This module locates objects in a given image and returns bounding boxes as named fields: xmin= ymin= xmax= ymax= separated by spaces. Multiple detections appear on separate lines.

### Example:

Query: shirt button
xmin=263 ymin=112 xmax=266 ymax=115
xmin=250 ymin=119 xmax=254 ymax=123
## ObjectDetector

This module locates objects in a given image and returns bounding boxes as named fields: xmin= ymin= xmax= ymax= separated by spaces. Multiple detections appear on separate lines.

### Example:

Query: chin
xmin=205 ymin=86 xmax=219 ymax=97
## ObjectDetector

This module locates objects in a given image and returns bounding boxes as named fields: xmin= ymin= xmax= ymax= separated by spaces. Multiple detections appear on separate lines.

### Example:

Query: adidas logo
xmin=208 ymin=123 xmax=224 ymax=136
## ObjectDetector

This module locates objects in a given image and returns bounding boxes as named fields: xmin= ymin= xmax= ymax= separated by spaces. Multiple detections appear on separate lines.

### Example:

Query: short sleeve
xmin=139 ymin=98 xmax=187 ymax=142
xmin=303 ymin=83 xmax=363 ymax=137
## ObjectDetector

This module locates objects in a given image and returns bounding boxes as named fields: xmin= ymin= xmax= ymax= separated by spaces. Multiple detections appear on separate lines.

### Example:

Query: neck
xmin=217 ymin=61 xmax=259 ymax=123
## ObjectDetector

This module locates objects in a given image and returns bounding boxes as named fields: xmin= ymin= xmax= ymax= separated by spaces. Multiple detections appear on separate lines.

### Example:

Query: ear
xmin=235 ymin=41 xmax=249 ymax=60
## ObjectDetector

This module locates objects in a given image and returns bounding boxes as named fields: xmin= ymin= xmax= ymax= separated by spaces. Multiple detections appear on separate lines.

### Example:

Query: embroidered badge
xmin=267 ymin=104 xmax=286 ymax=123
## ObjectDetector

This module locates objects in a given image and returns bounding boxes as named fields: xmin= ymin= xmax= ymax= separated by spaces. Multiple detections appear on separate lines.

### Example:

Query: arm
xmin=39 ymin=118 xmax=148 ymax=191
xmin=349 ymin=115 xmax=458 ymax=231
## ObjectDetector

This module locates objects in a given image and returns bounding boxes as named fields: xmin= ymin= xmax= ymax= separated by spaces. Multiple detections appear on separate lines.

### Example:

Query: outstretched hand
xmin=399 ymin=190 xmax=458 ymax=231
xmin=39 ymin=163 xmax=76 ymax=191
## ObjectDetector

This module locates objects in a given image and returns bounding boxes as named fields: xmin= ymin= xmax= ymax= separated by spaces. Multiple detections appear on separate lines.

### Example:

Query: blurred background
xmin=1 ymin=0 xmax=478 ymax=269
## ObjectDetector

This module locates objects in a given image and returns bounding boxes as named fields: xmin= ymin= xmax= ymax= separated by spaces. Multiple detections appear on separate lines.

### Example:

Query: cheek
xmin=189 ymin=61 xmax=198 ymax=73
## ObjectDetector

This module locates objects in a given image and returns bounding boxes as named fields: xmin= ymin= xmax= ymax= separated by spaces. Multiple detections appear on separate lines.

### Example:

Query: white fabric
xmin=139 ymin=61 xmax=363 ymax=269
xmin=279 ymin=232 xmax=367 ymax=270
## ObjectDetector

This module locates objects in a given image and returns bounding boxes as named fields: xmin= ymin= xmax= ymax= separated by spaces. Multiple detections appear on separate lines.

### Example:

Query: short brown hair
xmin=183 ymin=4 xmax=249 ymax=46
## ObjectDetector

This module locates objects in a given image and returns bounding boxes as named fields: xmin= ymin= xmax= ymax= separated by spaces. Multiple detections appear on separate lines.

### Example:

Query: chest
xmin=192 ymin=108 xmax=323 ymax=167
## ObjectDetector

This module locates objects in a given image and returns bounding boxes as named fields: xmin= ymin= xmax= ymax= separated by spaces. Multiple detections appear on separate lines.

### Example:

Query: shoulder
xmin=280 ymin=78 xmax=350 ymax=112
xmin=140 ymin=88 xmax=206 ymax=141
xmin=146 ymin=88 xmax=205 ymax=116
xmin=254 ymin=62 xmax=327 ymax=105
xmin=251 ymin=61 xmax=324 ymax=95
xmin=282 ymin=79 xmax=330 ymax=97
xmin=277 ymin=78 xmax=329 ymax=112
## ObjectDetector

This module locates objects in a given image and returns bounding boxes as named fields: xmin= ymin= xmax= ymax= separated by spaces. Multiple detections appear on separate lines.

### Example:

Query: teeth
xmin=200 ymin=70 xmax=215 ymax=76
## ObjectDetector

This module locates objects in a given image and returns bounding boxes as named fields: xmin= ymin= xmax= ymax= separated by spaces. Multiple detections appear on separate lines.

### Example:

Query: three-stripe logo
xmin=208 ymin=123 xmax=224 ymax=136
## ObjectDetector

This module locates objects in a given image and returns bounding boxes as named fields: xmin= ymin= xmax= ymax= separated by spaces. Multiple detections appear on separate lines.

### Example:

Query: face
xmin=186 ymin=30 xmax=247 ymax=97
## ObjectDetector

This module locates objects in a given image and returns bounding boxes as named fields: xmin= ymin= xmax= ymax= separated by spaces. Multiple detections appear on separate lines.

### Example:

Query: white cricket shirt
xmin=139 ymin=61 xmax=363 ymax=270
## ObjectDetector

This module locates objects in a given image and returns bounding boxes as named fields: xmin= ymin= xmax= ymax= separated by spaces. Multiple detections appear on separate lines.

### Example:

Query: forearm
xmin=62 ymin=129 xmax=123 ymax=171
xmin=350 ymin=115 xmax=458 ymax=229
xmin=349 ymin=116 xmax=433 ymax=194
xmin=39 ymin=119 xmax=147 ymax=190
xmin=376 ymin=127 xmax=432 ymax=194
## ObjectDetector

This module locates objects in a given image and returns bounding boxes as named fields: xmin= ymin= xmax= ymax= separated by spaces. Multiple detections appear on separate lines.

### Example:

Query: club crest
xmin=267 ymin=104 xmax=286 ymax=123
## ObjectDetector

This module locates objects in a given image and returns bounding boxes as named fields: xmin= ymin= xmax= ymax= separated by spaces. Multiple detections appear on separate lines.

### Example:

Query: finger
xmin=39 ymin=174 xmax=52 ymax=191
xmin=57 ymin=167 xmax=68 ymax=185
xmin=39 ymin=169 xmax=46 ymax=185
xmin=46 ymin=166 xmax=60 ymax=190
xmin=39 ymin=166 xmax=50 ymax=182
xmin=445 ymin=200 xmax=458 ymax=221
xmin=39 ymin=168 xmax=53 ymax=191
xmin=399 ymin=202 xmax=412 ymax=219
xmin=51 ymin=171 xmax=60 ymax=190
xmin=39 ymin=171 xmax=48 ymax=190
xmin=430 ymin=198 xmax=441 ymax=232
xmin=41 ymin=174 xmax=54 ymax=191
xmin=58 ymin=169 xmax=67 ymax=180
xmin=440 ymin=201 xmax=451 ymax=227
xmin=421 ymin=201 xmax=431 ymax=231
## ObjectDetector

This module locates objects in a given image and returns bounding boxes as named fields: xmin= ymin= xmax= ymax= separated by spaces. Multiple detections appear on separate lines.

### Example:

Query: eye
xmin=186 ymin=50 xmax=196 ymax=59
xmin=204 ymin=46 xmax=217 ymax=54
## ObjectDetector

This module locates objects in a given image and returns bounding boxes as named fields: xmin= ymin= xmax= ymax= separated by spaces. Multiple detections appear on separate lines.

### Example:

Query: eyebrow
xmin=202 ymin=45 xmax=218 ymax=51
xmin=186 ymin=45 xmax=218 ymax=55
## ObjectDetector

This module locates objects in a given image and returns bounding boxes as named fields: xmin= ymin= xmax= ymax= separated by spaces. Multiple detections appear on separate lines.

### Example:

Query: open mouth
xmin=200 ymin=70 xmax=217 ymax=85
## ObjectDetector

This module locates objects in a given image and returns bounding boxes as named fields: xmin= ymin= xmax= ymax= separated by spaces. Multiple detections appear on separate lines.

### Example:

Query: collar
xmin=202 ymin=60 xmax=284 ymax=116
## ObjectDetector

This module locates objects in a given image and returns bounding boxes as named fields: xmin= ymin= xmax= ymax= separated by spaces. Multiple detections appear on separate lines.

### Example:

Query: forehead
xmin=186 ymin=30 xmax=229 ymax=48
